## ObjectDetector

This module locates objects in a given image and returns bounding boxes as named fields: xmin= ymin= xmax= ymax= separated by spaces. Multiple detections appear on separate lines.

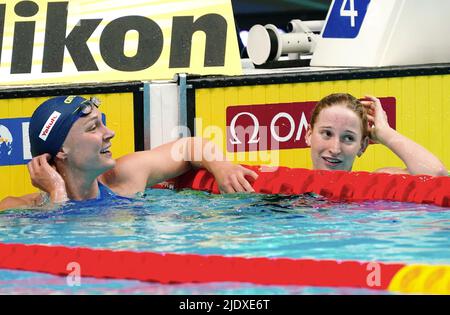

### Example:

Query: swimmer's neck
xmin=57 ymin=166 xmax=101 ymax=201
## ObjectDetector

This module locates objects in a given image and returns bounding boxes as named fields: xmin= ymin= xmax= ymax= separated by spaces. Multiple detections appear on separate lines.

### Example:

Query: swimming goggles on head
xmin=72 ymin=97 xmax=101 ymax=116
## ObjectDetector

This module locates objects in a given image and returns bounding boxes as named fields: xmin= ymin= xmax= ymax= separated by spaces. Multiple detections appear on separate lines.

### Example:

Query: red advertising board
xmin=226 ymin=97 xmax=396 ymax=152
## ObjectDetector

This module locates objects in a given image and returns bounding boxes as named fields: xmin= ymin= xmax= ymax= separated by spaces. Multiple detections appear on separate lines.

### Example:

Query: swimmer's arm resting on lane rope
xmin=102 ymin=137 xmax=258 ymax=195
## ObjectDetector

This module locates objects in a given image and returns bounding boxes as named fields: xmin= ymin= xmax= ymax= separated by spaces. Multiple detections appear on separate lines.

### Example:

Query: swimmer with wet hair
xmin=305 ymin=93 xmax=447 ymax=175
xmin=0 ymin=96 xmax=258 ymax=210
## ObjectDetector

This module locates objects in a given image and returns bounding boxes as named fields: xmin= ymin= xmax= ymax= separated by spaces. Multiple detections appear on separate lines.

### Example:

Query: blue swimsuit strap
xmin=97 ymin=181 xmax=132 ymax=201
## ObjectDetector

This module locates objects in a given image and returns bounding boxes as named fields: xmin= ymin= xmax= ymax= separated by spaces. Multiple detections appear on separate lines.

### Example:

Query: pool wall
xmin=188 ymin=64 xmax=450 ymax=172
xmin=1 ymin=65 xmax=449 ymax=200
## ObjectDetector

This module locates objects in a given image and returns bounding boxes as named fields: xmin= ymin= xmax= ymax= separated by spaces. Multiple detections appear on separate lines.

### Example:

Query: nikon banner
xmin=0 ymin=0 xmax=242 ymax=85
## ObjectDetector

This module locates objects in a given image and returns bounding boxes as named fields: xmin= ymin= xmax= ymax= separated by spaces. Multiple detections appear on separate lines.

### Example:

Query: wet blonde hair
xmin=311 ymin=93 xmax=369 ymax=139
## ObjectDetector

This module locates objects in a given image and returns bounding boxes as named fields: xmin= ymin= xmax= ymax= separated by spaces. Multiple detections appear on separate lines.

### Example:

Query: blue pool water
xmin=0 ymin=189 xmax=449 ymax=294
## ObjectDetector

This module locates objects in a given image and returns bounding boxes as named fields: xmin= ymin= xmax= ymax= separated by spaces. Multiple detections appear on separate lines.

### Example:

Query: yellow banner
xmin=0 ymin=0 xmax=242 ymax=85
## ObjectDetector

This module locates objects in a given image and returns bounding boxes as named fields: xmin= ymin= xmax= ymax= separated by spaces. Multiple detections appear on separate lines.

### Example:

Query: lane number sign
xmin=322 ymin=0 xmax=371 ymax=38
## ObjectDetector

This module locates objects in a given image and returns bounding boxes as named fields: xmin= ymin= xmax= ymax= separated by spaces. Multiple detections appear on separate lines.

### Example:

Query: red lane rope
xmin=167 ymin=166 xmax=450 ymax=207
xmin=0 ymin=243 xmax=404 ymax=289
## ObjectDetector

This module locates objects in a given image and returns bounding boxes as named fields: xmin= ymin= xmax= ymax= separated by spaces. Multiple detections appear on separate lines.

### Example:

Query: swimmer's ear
xmin=357 ymin=136 xmax=369 ymax=157
xmin=55 ymin=148 xmax=68 ymax=161
xmin=305 ymin=124 xmax=312 ymax=146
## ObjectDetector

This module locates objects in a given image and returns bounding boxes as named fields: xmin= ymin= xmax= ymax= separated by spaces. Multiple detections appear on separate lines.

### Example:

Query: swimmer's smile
xmin=322 ymin=156 xmax=342 ymax=167
xmin=100 ymin=144 xmax=112 ymax=157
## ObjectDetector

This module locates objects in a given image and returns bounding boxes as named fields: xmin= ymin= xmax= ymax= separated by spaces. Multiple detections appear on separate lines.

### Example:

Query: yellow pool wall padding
xmin=195 ymin=74 xmax=450 ymax=172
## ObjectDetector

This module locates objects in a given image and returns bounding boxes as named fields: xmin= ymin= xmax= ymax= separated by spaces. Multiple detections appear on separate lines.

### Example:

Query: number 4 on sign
xmin=340 ymin=0 xmax=358 ymax=27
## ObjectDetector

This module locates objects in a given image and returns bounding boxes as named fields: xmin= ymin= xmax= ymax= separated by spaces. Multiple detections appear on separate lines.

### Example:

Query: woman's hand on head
xmin=361 ymin=95 xmax=392 ymax=144
xmin=210 ymin=162 xmax=258 ymax=194
xmin=27 ymin=154 xmax=68 ymax=203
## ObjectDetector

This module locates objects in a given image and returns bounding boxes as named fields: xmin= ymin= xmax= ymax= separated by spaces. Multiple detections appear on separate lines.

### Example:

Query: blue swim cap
xmin=29 ymin=96 xmax=95 ymax=158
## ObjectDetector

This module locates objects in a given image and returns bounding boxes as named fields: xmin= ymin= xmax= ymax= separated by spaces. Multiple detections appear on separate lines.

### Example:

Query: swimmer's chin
xmin=315 ymin=164 xmax=351 ymax=172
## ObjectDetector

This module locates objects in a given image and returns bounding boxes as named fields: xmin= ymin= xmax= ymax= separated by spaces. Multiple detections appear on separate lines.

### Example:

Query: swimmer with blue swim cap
xmin=29 ymin=95 xmax=101 ymax=158
xmin=0 ymin=95 xmax=258 ymax=210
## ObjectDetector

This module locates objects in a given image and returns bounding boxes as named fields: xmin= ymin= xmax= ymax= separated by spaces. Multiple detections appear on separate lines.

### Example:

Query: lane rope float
xmin=0 ymin=242 xmax=448 ymax=294
xmin=159 ymin=166 xmax=450 ymax=207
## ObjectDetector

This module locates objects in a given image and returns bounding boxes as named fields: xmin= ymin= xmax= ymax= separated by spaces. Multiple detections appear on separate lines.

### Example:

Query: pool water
xmin=0 ymin=189 xmax=449 ymax=294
